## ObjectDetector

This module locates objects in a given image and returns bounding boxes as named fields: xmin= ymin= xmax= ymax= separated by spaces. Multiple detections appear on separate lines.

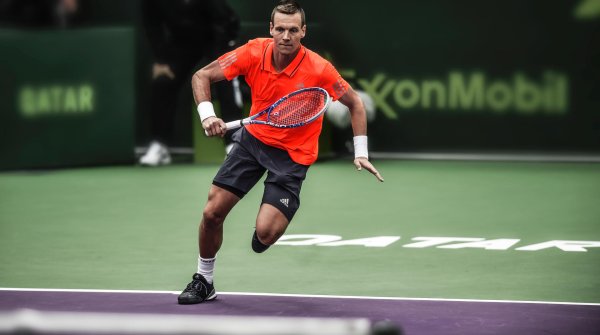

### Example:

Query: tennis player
xmin=178 ymin=0 xmax=383 ymax=304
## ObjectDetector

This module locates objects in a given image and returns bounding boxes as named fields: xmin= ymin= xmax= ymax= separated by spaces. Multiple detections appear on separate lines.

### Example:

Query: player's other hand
xmin=354 ymin=157 xmax=384 ymax=182
xmin=152 ymin=63 xmax=175 ymax=80
xmin=203 ymin=116 xmax=226 ymax=137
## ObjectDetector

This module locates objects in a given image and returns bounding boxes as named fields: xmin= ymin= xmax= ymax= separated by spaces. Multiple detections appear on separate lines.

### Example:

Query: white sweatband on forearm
xmin=197 ymin=101 xmax=216 ymax=122
xmin=353 ymin=135 xmax=369 ymax=159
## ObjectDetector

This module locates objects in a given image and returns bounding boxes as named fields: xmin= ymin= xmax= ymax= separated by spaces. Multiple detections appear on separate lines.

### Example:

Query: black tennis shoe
xmin=251 ymin=230 xmax=270 ymax=253
xmin=177 ymin=273 xmax=216 ymax=304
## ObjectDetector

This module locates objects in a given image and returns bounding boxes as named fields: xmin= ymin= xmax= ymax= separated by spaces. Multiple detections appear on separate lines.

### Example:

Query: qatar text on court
xmin=276 ymin=234 xmax=600 ymax=252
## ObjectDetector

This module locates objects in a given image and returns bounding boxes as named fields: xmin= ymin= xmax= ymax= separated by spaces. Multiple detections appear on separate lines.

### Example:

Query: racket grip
xmin=225 ymin=120 xmax=243 ymax=131
xmin=204 ymin=120 xmax=244 ymax=136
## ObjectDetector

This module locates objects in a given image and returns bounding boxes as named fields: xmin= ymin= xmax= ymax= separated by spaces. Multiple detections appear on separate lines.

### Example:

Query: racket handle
xmin=204 ymin=120 xmax=244 ymax=136
xmin=225 ymin=120 xmax=243 ymax=130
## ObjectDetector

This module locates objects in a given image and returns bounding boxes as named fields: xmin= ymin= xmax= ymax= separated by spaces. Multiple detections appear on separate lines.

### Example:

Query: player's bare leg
xmin=178 ymin=185 xmax=239 ymax=305
xmin=253 ymin=203 xmax=289 ymax=253
xmin=200 ymin=185 xmax=240 ymax=257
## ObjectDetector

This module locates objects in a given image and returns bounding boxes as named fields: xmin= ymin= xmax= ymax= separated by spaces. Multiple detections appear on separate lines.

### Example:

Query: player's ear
xmin=301 ymin=25 xmax=306 ymax=38
xmin=269 ymin=22 xmax=274 ymax=36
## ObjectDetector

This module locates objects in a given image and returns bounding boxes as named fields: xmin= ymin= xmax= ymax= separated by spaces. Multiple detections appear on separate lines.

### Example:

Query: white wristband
xmin=197 ymin=101 xmax=216 ymax=122
xmin=353 ymin=135 xmax=369 ymax=159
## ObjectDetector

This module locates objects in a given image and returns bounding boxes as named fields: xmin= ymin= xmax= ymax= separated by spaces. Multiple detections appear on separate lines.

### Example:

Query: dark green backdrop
xmin=1 ymin=0 xmax=598 ymax=169
xmin=0 ymin=28 xmax=135 ymax=170
xmin=226 ymin=0 xmax=600 ymax=154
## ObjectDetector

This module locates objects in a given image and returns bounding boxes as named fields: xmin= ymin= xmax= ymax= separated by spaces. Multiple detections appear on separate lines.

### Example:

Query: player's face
xmin=270 ymin=12 xmax=306 ymax=56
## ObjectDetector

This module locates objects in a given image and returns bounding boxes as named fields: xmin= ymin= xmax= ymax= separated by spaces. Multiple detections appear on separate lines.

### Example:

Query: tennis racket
xmin=205 ymin=87 xmax=331 ymax=135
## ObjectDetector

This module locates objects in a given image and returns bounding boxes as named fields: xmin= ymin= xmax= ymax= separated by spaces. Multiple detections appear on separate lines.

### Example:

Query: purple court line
xmin=0 ymin=290 xmax=599 ymax=335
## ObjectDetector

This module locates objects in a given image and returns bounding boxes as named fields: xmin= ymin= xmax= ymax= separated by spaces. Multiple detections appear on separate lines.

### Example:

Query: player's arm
xmin=338 ymin=89 xmax=384 ymax=182
xmin=192 ymin=60 xmax=228 ymax=137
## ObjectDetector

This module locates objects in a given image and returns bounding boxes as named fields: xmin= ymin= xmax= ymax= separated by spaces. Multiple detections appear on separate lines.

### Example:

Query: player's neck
xmin=272 ymin=48 xmax=300 ymax=73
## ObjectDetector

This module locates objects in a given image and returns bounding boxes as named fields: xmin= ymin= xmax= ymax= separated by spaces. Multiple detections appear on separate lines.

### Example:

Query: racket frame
xmin=223 ymin=87 xmax=332 ymax=131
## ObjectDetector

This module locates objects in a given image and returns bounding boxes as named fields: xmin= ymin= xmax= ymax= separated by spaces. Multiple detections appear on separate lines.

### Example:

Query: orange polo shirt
xmin=218 ymin=38 xmax=349 ymax=165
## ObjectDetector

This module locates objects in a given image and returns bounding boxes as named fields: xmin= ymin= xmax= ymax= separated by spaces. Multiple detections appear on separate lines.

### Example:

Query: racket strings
xmin=269 ymin=91 xmax=327 ymax=126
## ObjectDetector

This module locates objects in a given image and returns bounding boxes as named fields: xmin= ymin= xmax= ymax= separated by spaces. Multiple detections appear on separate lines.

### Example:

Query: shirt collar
xmin=262 ymin=42 xmax=306 ymax=77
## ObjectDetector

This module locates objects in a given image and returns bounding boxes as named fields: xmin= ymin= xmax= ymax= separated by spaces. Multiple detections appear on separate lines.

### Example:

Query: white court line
xmin=1 ymin=287 xmax=599 ymax=307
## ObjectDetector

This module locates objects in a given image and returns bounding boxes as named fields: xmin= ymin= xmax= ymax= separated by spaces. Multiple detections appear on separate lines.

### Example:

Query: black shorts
xmin=212 ymin=128 xmax=309 ymax=222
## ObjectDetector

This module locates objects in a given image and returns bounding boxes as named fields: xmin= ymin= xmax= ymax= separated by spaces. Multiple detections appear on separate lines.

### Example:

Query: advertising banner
xmin=0 ymin=28 xmax=135 ymax=169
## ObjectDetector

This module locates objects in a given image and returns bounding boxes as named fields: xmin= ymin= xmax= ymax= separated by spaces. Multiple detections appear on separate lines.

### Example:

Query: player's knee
xmin=202 ymin=206 xmax=226 ymax=229
xmin=256 ymin=227 xmax=283 ymax=246
xmin=255 ymin=229 xmax=272 ymax=245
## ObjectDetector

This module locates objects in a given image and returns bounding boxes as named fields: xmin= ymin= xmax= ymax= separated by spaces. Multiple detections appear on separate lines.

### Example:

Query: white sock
xmin=197 ymin=255 xmax=216 ymax=284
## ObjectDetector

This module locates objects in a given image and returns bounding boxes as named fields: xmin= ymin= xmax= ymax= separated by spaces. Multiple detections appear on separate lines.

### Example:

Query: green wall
xmin=1 ymin=0 xmax=598 ymax=170
xmin=231 ymin=0 xmax=600 ymax=153
xmin=0 ymin=28 xmax=135 ymax=170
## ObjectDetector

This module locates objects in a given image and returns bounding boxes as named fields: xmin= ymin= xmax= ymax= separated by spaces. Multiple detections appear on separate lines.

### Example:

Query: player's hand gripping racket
xmin=204 ymin=87 xmax=331 ymax=135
